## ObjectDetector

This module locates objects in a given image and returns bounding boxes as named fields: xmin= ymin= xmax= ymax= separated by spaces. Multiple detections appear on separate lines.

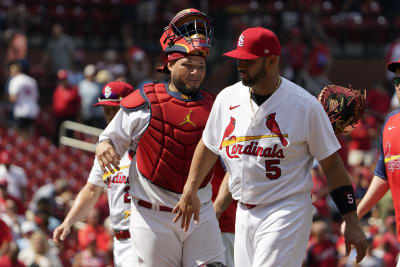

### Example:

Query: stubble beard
xmin=172 ymin=77 xmax=202 ymax=97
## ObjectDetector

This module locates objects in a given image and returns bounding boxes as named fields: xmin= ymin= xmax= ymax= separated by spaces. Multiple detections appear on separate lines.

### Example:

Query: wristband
xmin=330 ymin=185 xmax=357 ymax=215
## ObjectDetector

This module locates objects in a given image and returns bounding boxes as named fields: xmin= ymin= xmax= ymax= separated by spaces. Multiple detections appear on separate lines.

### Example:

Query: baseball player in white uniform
xmin=96 ymin=9 xmax=225 ymax=267
xmin=53 ymin=81 xmax=135 ymax=267
xmin=174 ymin=27 xmax=368 ymax=267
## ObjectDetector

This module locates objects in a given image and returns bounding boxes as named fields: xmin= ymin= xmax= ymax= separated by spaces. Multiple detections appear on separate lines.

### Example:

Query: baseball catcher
xmin=318 ymin=85 xmax=366 ymax=135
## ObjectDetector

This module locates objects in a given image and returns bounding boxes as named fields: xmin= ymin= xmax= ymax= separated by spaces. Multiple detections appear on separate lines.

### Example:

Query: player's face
xmin=169 ymin=56 xmax=206 ymax=96
xmin=103 ymin=106 xmax=120 ymax=124
xmin=395 ymin=68 xmax=400 ymax=102
xmin=237 ymin=57 xmax=267 ymax=87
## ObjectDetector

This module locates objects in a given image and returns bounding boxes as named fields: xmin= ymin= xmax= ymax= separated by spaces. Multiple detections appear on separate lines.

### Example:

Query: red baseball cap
xmin=93 ymin=81 xmax=134 ymax=107
xmin=387 ymin=59 xmax=400 ymax=73
xmin=0 ymin=150 xmax=10 ymax=165
xmin=223 ymin=27 xmax=281 ymax=59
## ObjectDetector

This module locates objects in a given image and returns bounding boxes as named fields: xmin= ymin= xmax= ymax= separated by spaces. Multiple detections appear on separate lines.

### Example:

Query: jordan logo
xmin=179 ymin=110 xmax=196 ymax=127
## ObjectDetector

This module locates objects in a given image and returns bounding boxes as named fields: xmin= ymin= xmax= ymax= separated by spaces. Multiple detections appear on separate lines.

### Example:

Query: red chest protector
xmin=121 ymin=82 xmax=215 ymax=193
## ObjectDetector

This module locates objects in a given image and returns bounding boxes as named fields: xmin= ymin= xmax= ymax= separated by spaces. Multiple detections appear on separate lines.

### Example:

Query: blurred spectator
xmin=67 ymin=60 xmax=84 ymax=87
xmin=0 ymin=177 xmax=25 ymax=215
xmin=0 ymin=199 xmax=26 ymax=239
xmin=77 ymin=208 xmax=112 ymax=254
xmin=72 ymin=236 xmax=109 ymax=267
xmin=33 ymin=199 xmax=61 ymax=235
xmin=125 ymin=42 xmax=151 ymax=86
xmin=305 ymin=34 xmax=332 ymax=95
xmin=7 ymin=60 xmax=40 ymax=138
xmin=366 ymin=83 xmax=391 ymax=121
xmin=306 ymin=220 xmax=338 ymax=267
xmin=95 ymin=69 xmax=113 ymax=89
xmin=0 ymin=218 xmax=12 ymax=256
xmin=42 ymin=24 xmax=75 ymax=75
xmin=18 ymin=231 xmax=62 ymax=267
xmin=0 ymin=149 xmax=27 ymax=201
xmin=16 ymin=221 xmax=38 ymax=250
xmin=282 ymin=27 xmax=307 ymax=83
xmin=78 ymin=64 xmax=103 ymax=128
xmin=0 ymin=242 xmax=25 ymax=267
xmin=96 ymin=49 xmax=126 ymax=80
xmin=311 ymin=161 xmax=330 ymax=218
xmin=347 ymin=118 xmax=374 ymax=167
xmin=29 ymin=178 xmax=70 ymax=216
xmin=5 ymin=29 xmax=28 ymax=69
xmin=52 ymin=69 xmax=81 ymax=145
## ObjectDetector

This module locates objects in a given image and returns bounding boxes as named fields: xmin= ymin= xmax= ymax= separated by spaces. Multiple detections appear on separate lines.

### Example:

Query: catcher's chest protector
xmin=129 ymin=83 xmax=214 ymax=193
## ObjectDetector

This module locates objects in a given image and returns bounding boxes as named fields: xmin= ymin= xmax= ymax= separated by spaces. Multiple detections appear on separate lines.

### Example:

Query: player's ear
xmin=266 ymin=55 xmax=279 ymax=70
xmin=167 ymin=61 xmax=175 ymax=73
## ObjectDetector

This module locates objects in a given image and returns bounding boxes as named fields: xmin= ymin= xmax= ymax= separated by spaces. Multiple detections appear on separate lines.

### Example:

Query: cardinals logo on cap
xmin=238 ymin=34 xmax=244 ymax=47
xmin=104 ymin=86 xmax=112 ymax=99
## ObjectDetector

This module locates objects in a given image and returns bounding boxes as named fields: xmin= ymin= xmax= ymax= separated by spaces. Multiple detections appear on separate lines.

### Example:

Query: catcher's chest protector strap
xmin=136 ymin=83 xmax=215 ymax=193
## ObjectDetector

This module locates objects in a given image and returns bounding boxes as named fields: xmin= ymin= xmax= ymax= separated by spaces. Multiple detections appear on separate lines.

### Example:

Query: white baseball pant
xmin=221 ymin=232 xmax=235 ymax=267
xmin=130 ymin=200 xmax=226 ymax=267
xmin=114 ymin=237 xmax=136 ymax=267
xmin=234 ymin=191 xmax=313 ymax=267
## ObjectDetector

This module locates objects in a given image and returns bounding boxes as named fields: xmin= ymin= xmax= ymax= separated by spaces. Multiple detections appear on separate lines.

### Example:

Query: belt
xmin=240 ymin=202 xmax=257 ymax=210
xmin=113 ymin=229 xmax=130 ymax=240
xmin=137 ymin=199 xmax=173 ymax=212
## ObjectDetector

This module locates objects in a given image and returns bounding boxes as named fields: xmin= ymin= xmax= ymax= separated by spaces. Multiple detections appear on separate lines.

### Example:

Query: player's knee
xmin=201 ymin=262 xmax=225 ymax=267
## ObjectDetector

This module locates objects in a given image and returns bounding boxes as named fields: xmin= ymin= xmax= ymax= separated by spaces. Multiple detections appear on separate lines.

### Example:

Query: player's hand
xmin=342 ymin=213 xmax=368 ymax=263
xmin=172 ymin=191 xmax=200 ymax=232
xmin=96 ymin=139 xmax=120 ymax=173
xmin=53 ymin=222 xmax=71 ymax=246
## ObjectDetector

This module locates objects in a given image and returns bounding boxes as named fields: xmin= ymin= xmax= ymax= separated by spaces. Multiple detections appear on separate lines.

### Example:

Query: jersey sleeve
xmin=87 ymin=158 xmax=107 ymax=188
xmin=98 ymin=106 xmax=150 ymax=157
xmin=202 ymin=93 xmax=223 ymax=154
xmin=374 ymin=119 xmax=388 ymax=180
xmin=8 ymin=77 xmax=20 ymax=96
xmin=308 ymin=102 xmax=341 ymax=161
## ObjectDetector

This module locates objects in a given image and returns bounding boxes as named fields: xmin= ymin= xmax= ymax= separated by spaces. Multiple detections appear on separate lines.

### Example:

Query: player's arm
xmin=53 ymin=182 xmax=103 ymax=245
xmin=213 ymin=172 xmax=233 ymax=220
xmin=319 ymin=152 xmax=368 ymax=263
xmin=173 ymin=138 xmax=219 ymax=231
xmin=357 ymin=175 xmax=389 ymax=219
xmin=96 ymin=109 xmax=133 ymax=173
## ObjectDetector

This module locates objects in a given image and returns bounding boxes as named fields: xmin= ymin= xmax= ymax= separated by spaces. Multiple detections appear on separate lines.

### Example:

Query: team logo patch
xmin=266 ymin=113 xmax=289 ymax=147
xmin=384 ymin=141 xmax=400 ymax=171
xmin=179 ymin=110 xmax=196 ymax=127
xmin=104 ymin=86 xmax=112 ymax=99
xmin=238 ymin=34 xmax=244 ymax=47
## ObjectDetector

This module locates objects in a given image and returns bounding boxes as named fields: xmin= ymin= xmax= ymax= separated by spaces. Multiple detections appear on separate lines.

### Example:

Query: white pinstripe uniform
xmin=202 ymin=77 xmax=341 ymax=267
xmin=88 ymin=151 xmax=134 ymax=267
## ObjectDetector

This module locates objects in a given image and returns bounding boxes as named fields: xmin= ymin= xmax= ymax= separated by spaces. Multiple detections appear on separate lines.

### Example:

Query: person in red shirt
xmin=306 ymin=220 xmax=338 ymax=267
xmin=52 ymin=69 xmax=81 ymax=145
xmin=77 ymin=208 xmax=112 ymax=253
xmin=0 ymin=242 xmax=25 ymax=267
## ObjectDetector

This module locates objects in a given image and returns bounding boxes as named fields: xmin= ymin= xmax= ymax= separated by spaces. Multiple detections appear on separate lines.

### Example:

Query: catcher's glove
xmin=318 ymin=85 xmax=366 ymax=135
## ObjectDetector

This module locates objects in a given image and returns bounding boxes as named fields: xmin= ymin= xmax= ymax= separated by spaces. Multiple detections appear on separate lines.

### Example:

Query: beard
xmin=240 ymin=58 xmax=267 ymax=87
xmin=172 ymin=76 xmax=202 ymax=97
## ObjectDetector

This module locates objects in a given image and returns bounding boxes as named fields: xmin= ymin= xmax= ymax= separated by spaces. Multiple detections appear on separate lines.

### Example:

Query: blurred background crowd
xmin=1 ymin=0 xmax=400 ymax=266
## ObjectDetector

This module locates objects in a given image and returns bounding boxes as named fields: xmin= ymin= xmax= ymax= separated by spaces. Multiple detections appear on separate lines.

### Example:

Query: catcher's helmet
xmin=160 ymin=8 xmax=213 ymax=57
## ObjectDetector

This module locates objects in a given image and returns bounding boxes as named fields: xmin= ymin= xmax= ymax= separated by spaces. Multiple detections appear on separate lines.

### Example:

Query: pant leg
xmin=234 ymin=204 xmax=253 ymax=267
xmin=130 ymin=202 xmax=182 ymax=267
xmin=114 ymin=237 xmax=136 ymax=267
xmin=221 ymin=232 xmax=235 ymax=267
xmin=182 ymin=201 xmax=226 ymax=267
xmin=252 ymin=193 xmax=313 ymax=267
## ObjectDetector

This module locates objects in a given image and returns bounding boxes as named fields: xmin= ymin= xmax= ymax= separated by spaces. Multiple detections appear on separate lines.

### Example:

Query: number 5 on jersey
xmin=265 ymin=160 xmax=281 ymax=179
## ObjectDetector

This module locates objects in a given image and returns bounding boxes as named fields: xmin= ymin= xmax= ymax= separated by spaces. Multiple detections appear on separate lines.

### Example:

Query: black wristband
xmin=330 ymin=185 xmax=357 ymax=215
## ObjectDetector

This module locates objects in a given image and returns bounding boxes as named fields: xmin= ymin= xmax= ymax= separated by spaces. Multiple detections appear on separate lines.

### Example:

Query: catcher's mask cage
xmin=160 ymin=8 xmax=213 ymax=57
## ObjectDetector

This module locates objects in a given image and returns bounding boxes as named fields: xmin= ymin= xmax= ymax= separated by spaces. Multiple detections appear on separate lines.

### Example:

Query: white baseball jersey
xmin=8 ymin=73 xmax=40 ymax=119
xmin=202 ymin=77 xmax=340 ymax=205
xmin=88 ymin=151 xmax=132 ymax=230
xmin=98 ymin=104 xmax=212 ymax=208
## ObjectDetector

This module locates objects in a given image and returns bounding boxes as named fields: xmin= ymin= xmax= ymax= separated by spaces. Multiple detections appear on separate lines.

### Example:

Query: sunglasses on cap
xmin=393 ymin=76 xmax=400 ymax=87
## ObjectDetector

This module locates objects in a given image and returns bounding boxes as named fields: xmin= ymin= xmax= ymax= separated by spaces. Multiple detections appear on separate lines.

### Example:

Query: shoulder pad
xmin=121 ymin=89 xmax=147 ymax=111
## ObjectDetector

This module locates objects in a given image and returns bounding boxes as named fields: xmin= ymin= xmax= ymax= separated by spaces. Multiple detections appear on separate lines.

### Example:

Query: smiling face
xmin=168 ymin=55 xmax=206 ymax=97
xmin=237 ymin=57 xmax=267 ymax=87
